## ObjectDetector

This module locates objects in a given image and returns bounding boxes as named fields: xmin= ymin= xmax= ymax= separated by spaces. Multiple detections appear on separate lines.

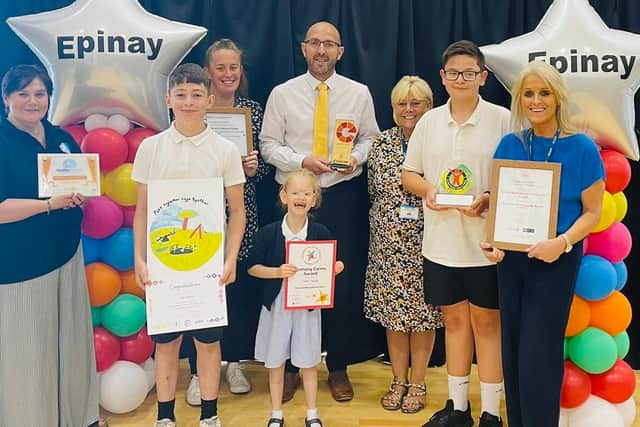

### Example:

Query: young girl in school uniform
xmin=248 ymin=169 xmax=344 ymax=427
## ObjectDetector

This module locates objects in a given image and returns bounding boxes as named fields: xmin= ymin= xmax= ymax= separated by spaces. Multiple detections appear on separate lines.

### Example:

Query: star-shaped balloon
xmin=7 ymin=0 xmax=206 ymax=131
xmin=481 ymin=0 xmax=640 ymax=160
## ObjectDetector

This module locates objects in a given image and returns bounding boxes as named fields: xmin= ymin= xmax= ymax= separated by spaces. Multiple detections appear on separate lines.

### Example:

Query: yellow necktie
xmin=312 ymin=82 xmax=329 ymax=159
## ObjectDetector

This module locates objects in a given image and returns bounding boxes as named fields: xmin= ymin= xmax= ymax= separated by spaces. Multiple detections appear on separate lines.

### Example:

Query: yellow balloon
xmin=612 ymin=191 xmax=628 ymax=223
xmin=100 ymin=173 xmax=106 ymax=195
xmin=592 ymin=191 xmax=616 ymax=233
xmin=104 ymin=163 xmax=137 ymax=206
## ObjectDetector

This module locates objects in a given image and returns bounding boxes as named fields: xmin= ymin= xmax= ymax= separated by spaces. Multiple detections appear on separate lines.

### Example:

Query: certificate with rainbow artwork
xmin=145 ymin=178 xmax=227 ymax=335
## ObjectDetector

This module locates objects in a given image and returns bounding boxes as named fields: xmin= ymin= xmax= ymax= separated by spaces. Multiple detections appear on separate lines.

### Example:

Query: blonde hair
xmin=390 ymin=76 xmax=433 ymax=126
xmin=510 ymin=61 xmax=576 ymax=135
xmin=280 ymin=169 xmax=322 ymax=208
xmin=204 ymin=38 xmax=248 ymax=97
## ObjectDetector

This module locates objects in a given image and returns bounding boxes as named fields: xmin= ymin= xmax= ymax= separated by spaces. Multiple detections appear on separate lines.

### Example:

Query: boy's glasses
xmin=444 ymin=70 xmax=482 ymax=81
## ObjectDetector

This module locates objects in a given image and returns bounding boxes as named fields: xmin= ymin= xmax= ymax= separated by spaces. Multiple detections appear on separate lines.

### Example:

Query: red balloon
xmin=63 ymin=124 xmax=87 ymax=145
xmin=119 ymin=326 xmax=154 ymax=364
xmin=560 ymin=361 xmax=591 ymax=408
xmin=125 ymin=127 xmax=157 ymax=162
xmin=94 ymin=327 xmax=121 ymax=372
xmin=590 ymin=359 xmax=636 ymax=403
xmin=81 ymin=128 xmax=128 ymax=172
xmin=600 ymin=149 xmax=631 ymax=193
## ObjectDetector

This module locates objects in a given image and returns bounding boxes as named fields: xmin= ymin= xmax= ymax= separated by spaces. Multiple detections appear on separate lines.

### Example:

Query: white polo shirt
xmin=132 ymin=122 xmax=245 ymax=187
xmin=403 ymin=97 xmax=510 ymax=267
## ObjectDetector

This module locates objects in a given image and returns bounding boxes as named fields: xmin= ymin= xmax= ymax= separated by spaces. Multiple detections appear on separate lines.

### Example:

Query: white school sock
xmin=480 ymin=381 xmax=503 ymax=417
xmin=271 ymin=410 xmax=284 ymax=419
xmin=306 ymin=408 xmax=318 ymax=420
xmin=448 ymin=375 xmax=470 ymax=411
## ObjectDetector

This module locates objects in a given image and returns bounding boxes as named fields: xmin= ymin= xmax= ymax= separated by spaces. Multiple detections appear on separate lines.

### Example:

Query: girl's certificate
xmin=284 ymin=240 xmax=337 ymax=310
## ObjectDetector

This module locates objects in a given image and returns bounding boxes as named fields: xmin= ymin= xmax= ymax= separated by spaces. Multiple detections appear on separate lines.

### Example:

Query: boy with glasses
xmin=401 ymin=40 xmax=510 ymax=427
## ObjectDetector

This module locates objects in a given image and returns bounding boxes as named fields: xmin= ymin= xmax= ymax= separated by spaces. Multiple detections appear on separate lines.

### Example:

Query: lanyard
xmin=528 ymin=128 xmax=560 ymax=162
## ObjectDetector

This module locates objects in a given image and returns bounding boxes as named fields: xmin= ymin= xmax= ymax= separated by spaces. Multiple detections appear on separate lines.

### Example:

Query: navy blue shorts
xmin=151 ymin=326 xmax=224 ymax=344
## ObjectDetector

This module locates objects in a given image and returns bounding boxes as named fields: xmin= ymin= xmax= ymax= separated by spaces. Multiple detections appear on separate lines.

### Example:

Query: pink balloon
xmin=586 ymin=222 xmax=632 ymax=263
xmin=583 ymin=237 xmax=589 ymax=254
xmin=63 ymin=124 xmax=87 ymax=145
xmin=119 ymin=327 xmax=154 ymax=364
xmin=94 ymin=327 xmax=121 ymax=372
xmin=81 ymin=128 xmax=128 ymax=172
xmin=82 ymin=196 xmax=124 ymax=239
xmin=122 ymin=206 xmax=136 ymax=228
xmin=125 ymin=127 xmax=157 ymax=162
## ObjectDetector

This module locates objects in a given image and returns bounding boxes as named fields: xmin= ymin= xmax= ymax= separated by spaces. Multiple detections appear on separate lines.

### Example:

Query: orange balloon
xmin=589 ymin=291 xmax=632 ymax=336
xmin=85 ymin=262 xmax=122 ymax=307
xmin=565 ymin=296 xmax=590 ymax=337
xmin=120 ymin=269 xmax=145 ymax=299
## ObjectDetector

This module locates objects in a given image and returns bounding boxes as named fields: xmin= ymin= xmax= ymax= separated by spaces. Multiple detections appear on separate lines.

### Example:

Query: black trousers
xmin=497 ymin=242 xmax=582 ymax=427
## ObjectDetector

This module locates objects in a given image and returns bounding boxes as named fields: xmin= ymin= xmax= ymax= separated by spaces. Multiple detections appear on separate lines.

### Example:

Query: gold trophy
xmin=330 ymin=119 xmax=357 ymax=171
xmin=435 ymin=164 xmax=474 ymax=207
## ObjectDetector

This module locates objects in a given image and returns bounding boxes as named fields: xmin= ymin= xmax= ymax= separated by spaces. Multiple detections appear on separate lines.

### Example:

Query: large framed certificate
xmin=205 ymin=107 xmax=253 ymax=155
xmin=37 ymin=153 xmax=100 ymax=197
xmin=284 ymin=240 xmax=337 ymax=310
xmin=486 ymin=159 xmax=561 ymax=251
xmin=145 ymin=178 xmax=228 ymax=335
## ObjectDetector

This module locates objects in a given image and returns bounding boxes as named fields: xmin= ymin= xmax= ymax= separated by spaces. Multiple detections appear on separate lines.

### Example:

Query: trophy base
xmin=435 ymin=193 xmax=474 ymax=207
xmin=330 ymin=162 xmax=351 ymax=172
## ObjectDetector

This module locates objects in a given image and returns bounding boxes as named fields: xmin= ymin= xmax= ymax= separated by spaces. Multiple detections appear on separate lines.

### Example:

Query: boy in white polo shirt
xmin=132 ymin=63 xmax=246 ymax=427
xmin=402 ymin=41 xmax=510 ymax=427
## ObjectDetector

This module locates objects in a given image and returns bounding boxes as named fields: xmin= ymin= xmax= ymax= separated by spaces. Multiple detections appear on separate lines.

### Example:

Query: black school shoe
xmin=478 ymin=412 xmax=503 ymax=427
xmin=421 ymin=399 xmax=474 ymax=427
xmin=267 ymin=418 xmax=284 ymax=427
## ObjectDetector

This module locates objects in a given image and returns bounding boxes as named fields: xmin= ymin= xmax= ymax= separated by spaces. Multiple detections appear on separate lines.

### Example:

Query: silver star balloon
xmin=481 ymin=0 xmax=640 ymax=160
xmin=7 ymin=0 xmax=207 ymax=131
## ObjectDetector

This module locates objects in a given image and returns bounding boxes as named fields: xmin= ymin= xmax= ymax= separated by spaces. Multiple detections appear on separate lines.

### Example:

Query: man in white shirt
xmin=260 ymin=21 xmax=382 ymax=403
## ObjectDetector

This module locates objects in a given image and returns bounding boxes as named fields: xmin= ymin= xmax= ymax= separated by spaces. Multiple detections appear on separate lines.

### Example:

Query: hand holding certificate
xmin=284 ymin=240 xmax=338 ymax=310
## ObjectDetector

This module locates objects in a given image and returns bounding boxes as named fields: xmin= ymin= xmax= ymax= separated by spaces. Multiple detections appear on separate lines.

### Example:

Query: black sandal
xmin=267 ymin=417 xmax=285 ymax=427
xmin=305 ymin=418 xmax=323 ymax=427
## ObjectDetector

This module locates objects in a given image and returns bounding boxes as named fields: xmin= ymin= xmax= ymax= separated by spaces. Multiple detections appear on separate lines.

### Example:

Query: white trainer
xmin=154 ymin=419 xmax=176 ymax=427
xmin=200 ymin=415 xmax=223 ymax=427
xmin=226 ymin=362 xmax=251 ymax=394
xmin=186 ymin=374 xmax=201 ymax=406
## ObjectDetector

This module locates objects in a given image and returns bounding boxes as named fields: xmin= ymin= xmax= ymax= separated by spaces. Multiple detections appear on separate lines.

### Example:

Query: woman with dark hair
xmin=0 ymin=64 xmax=102 ymax=426
xmin=184 ymin=38 xmax=270 ymax=404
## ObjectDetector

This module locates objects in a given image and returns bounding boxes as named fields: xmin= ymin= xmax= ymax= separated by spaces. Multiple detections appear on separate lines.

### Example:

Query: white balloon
xmin=84 ymin=113 xmax=108 ymax=132
xmin=481 ymin=0 xmax=640 ymax=160
xmin=107 ymin=114 xmax=132 ymax=135
xmin=569 ymin=395 xmax=624 ymax=427
xmin=7 ymin=0 xmax=206 ymax=131
xmin=99 ymin=360 xmax=148 ymax=414
xmin=615 ymin=396 xmax=637 ymax=427
xmin=141 ymin=357 xmax=156 ymax=392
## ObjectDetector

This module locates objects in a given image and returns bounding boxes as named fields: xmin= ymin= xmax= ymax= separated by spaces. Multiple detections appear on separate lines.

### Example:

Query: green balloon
xmin=569 ymin=327 xmax=617 ymax=374
xmin=563 ymin=337 xmax=569 ymax=360
xmin=101 ymin=294 xmax=146 ymax=337
xmin=613 ymin=331 xmax=630 ymax=359
xmin=90 ymin=306 xmax=102 ymax=327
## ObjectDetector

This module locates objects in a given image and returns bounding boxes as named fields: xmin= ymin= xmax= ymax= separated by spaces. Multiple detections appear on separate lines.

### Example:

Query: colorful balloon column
xmin=67 ymin=114 xmax=158 ymax=414
xmin=560 ymin=149 xmax=636 ymax=426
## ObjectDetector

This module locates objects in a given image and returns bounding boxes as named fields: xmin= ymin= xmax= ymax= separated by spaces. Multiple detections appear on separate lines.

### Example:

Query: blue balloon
xmin=574 ymin=255 xmax=616 ymax=301
xmin=101 ymin=227 xmax=134 ymax=271
xmin=81 ymin=234 xmax=102 ymax=265
xmin=613 ymin=261 xmax=628 ymax=291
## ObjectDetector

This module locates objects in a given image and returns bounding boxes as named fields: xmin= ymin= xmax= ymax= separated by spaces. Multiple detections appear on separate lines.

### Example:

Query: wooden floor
xmin=105 ymin=358 xmax=640 ymax=427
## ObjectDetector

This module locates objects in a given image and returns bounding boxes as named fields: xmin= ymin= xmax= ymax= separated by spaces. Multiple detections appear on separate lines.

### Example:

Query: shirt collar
xmin=445 ymin=95 xmax=484 ymax=126
xmin=305 ymin=71 xmax=338 ymax=91
xmin=167 ymin=122 xmax=212 ymax=146
xmin=281 ymin=214 xmax=309 ymax=241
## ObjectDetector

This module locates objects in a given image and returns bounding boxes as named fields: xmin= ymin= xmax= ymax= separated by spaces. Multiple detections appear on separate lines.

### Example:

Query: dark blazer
xmin=248 ymin=219 xmax=332 ymax=310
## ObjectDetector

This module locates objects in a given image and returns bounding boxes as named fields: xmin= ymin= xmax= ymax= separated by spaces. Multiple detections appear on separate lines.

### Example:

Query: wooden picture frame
xmin=205 ymin=107 xmax=253 ymax=155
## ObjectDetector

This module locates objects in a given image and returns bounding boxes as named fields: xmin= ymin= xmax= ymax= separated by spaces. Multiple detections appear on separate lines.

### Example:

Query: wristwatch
xmin=560 ymin=234 xmax=573 ymax=253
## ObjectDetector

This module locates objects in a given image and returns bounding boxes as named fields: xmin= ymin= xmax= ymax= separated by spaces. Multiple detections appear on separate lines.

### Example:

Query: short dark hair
xmin=168 ymin=63 xmax=210 ymax=93
xmin=1 ymin=64 xmax=52 ymax=100
xmin=441 ymin=40 xmax=485 ymax=70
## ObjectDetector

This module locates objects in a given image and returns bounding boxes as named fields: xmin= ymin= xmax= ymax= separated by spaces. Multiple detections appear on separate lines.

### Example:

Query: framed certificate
xmin=145 ymin=178 xmax=228 ymax=335
xmin=37 ymin=153 xmax=100 ymax=197
xmin=205 ymin=107 xmax=253 ymax=155
xmin=284 ymin=240 xmax=337 ymax=310
xmin=486 ymin=159 xmax=561 ymax=251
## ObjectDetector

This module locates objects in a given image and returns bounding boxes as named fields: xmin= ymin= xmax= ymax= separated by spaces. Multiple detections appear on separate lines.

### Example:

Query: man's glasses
xmin=303 ymin=39 xmax=342 ymax=50
xmin=443 ymin=70 xmax=482 ymax=81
